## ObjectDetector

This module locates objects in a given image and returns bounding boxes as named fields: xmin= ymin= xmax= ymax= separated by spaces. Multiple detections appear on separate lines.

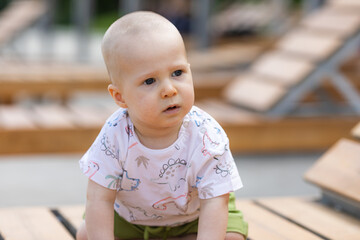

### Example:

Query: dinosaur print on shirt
xmin=151 ymin=158 xmax=188 ymax=191
xmin=106 ymin=170 xmax=140 ymax=191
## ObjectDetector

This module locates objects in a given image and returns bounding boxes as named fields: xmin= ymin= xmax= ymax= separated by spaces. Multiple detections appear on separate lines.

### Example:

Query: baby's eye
xmin=144 ymin=78 xmax=155 ymax=85
xmin=172 ymin=70 xmax=183 ymax=77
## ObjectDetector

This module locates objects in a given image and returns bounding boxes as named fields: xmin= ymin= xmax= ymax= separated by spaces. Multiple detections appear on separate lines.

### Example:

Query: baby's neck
xmin=134 ymin=124 xmax=181 ymax=149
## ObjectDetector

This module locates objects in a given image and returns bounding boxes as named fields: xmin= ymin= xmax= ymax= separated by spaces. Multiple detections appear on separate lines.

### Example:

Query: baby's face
xmin=113 ymin=31 xmax=194 ymax=132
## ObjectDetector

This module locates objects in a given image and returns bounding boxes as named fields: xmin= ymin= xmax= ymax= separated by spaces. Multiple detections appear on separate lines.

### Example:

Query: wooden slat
xmin=301 ymin=8 xmax=360 ymax=39
xmin=31 ymin=105 xmax=76 ymax=129
xmin=0 ymin=62 xmax=108 ymax=82
xmin=193 ymin=70 xmax=242 ymax=100
xmin=329 ymin=0 xmax=360 ymax=9
xmin=0 ymin=61 xmax=109 ymax=102
xmin=196 ymin=99 xmax=260 ymax=124
xmin=257 ymin=197 xmax=360 ymax=240
xmin=236 ymin=200 xmax=322 ymax=240
xmin=0 ymin=106 xmax=36 ymax=130
xmin=351 ymin=122 xmax=360 ymax=139
xmin=57 ymin=205 xmax=85 ymax=230
xmin=0 ymin=207 xmax=73 ymax=240
xmin=0 ymin=107 xmax=357 ymax=154
xmin=304 ymin=138 xmax=360 ymax=203
xmin=0 ymin=62 xmax=27 ymax=82
xmin=221 ymin=116 xmax=358 ymax=154
xmin=96 ymin=101 xmax=120 ymax=115
xmin=188 ymin=41 xmax=264 ymax=71
xmin=250 ymin=52 xmax=314 ymax=87
xmin=0 ymin=103 xmax=113 ymax=154
xmin=223 ymin=74 xmax=287 ymax=111
xmin=68 ymin=105 xmax=109 ymax=128
xmin=276 ymin=29 xmax=341 ymax=62
xmin=0 ymin=127 xmax=100 ymax=154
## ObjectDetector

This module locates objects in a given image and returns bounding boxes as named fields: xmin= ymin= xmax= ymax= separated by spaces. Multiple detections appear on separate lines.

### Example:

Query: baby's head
xmin=101 ymin=11 xmax=194 ymax=134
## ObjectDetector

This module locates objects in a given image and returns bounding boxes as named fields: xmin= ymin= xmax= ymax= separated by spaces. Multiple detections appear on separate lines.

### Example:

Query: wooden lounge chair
xmin=221 ymin=0 xmax=360 ymax=117
xmin=194 ymin=0 xmax=360 ymax=152
xmin=0 ymin=0 xmax=47 ymax=48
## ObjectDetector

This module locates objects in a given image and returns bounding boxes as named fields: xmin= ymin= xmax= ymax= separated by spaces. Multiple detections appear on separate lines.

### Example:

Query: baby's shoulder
xmin=99 ymin=107 xmax=133 ymax=141
xmin=104 ymin=108 xmax=129 ymax=129
xmin=185 ymin=106 xmax=229 ymax=156
xmin=186 ymin=106 xmax=223 ymax=132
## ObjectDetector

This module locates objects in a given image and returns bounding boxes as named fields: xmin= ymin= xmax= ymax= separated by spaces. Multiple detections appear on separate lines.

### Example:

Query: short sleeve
xmin=196 ymin=138 xmax=243 ymax=199
xmin=79 ymin=122 xmax=123 ymax=190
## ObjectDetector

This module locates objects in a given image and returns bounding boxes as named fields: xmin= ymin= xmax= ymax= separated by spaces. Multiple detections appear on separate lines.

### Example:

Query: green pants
xmin=114 ymin=193 xmax=248 ymax=239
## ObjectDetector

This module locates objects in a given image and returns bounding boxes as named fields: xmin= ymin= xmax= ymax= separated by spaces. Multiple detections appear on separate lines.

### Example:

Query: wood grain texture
xmin=0 ymin=207 xmax=73 ymax=240
xmin=258 ymin=197 xmax=360 ymax=240
xmin=304 ymin=138 xmax=360 ymax=203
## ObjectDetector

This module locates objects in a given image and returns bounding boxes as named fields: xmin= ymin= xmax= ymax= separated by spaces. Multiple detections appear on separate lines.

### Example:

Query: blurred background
xmin=0 ymin=0 xmax=359 ymax=207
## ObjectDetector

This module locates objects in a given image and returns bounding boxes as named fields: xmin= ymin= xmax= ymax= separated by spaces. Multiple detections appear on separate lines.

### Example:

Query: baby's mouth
xmin=164 ymin=105 xmax=179 ymax=112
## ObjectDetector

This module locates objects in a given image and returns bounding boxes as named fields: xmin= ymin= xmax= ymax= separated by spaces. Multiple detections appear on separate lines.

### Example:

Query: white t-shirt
xmin=79 ymin=106 xmax=243 ymax=226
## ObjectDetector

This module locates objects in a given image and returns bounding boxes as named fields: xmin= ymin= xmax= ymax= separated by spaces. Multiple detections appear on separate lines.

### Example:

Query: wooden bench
xmin=0 ymin=103 xmax=117 ymax=154
xmin=0 ymin=60 xmax=109 ymax=103
xmin=222 ymin=0 xmax=360 ymax=116
xmin=0 ymin=99 xmax=358 ymax=154
xmin=0 ymin=0 xmax=46 ymax=48
xmin=0 ymin=36 xmax=267 ymax=103
xmin=196 ymin=99 xmax=358 ymax=153
xmin=304 ymin=138 xmax=360 ymax=219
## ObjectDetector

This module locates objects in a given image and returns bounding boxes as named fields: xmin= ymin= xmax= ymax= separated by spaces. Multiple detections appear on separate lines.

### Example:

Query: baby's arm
xmin=85 ymin=179 xmax=116 ymax=240
xmin=197 ymin=193 xmax=229 ymax=240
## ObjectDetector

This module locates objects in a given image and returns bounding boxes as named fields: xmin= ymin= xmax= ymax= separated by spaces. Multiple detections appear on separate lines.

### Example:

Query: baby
xmin=76 ymin=11 xmax=248 ymax=240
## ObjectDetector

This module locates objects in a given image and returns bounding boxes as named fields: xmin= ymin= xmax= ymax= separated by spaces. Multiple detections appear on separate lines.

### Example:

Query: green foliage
xmin=52 ymin=0 xmax=118 ymax=29
xmin=92 ymin=11 xmax=119 ymax=31
xmin=0 ymin=0 xmax=12 ymax=11
xmin=54 ymin=0 xmax=72 ymax=25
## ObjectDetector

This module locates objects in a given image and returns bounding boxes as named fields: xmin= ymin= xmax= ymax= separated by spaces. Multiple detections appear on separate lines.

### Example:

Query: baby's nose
xmin=161 ymin=81 xmax=177 ymax=98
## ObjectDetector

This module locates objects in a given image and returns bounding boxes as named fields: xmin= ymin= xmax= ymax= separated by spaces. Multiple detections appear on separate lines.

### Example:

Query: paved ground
xmin=0 ymin=152 xmax=321 ymax=208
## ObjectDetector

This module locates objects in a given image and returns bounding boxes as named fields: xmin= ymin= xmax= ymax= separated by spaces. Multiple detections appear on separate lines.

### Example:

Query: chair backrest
xmin=0 ymin=0 xmax=46 ymax=47
xmin=222 ymin=1 xmax=360 ymax=115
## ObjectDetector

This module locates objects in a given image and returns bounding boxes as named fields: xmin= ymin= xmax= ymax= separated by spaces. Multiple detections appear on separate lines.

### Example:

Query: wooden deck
xmin=1 ymin=122 xmax=360 ymax=239
xmin=1 ymin=197 xmax=359 ymax=240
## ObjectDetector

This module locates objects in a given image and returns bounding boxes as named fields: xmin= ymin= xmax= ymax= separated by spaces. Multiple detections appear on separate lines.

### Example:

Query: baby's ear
xmin=108 ymin=84 xmax=127 ymax=108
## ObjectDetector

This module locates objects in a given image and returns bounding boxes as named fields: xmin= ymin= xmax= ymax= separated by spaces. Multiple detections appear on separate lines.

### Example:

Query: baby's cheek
xmin=136 ymin=100 xmax=157 ymax=116
xmin=183 ymin=86 xmax=195 ymax=105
